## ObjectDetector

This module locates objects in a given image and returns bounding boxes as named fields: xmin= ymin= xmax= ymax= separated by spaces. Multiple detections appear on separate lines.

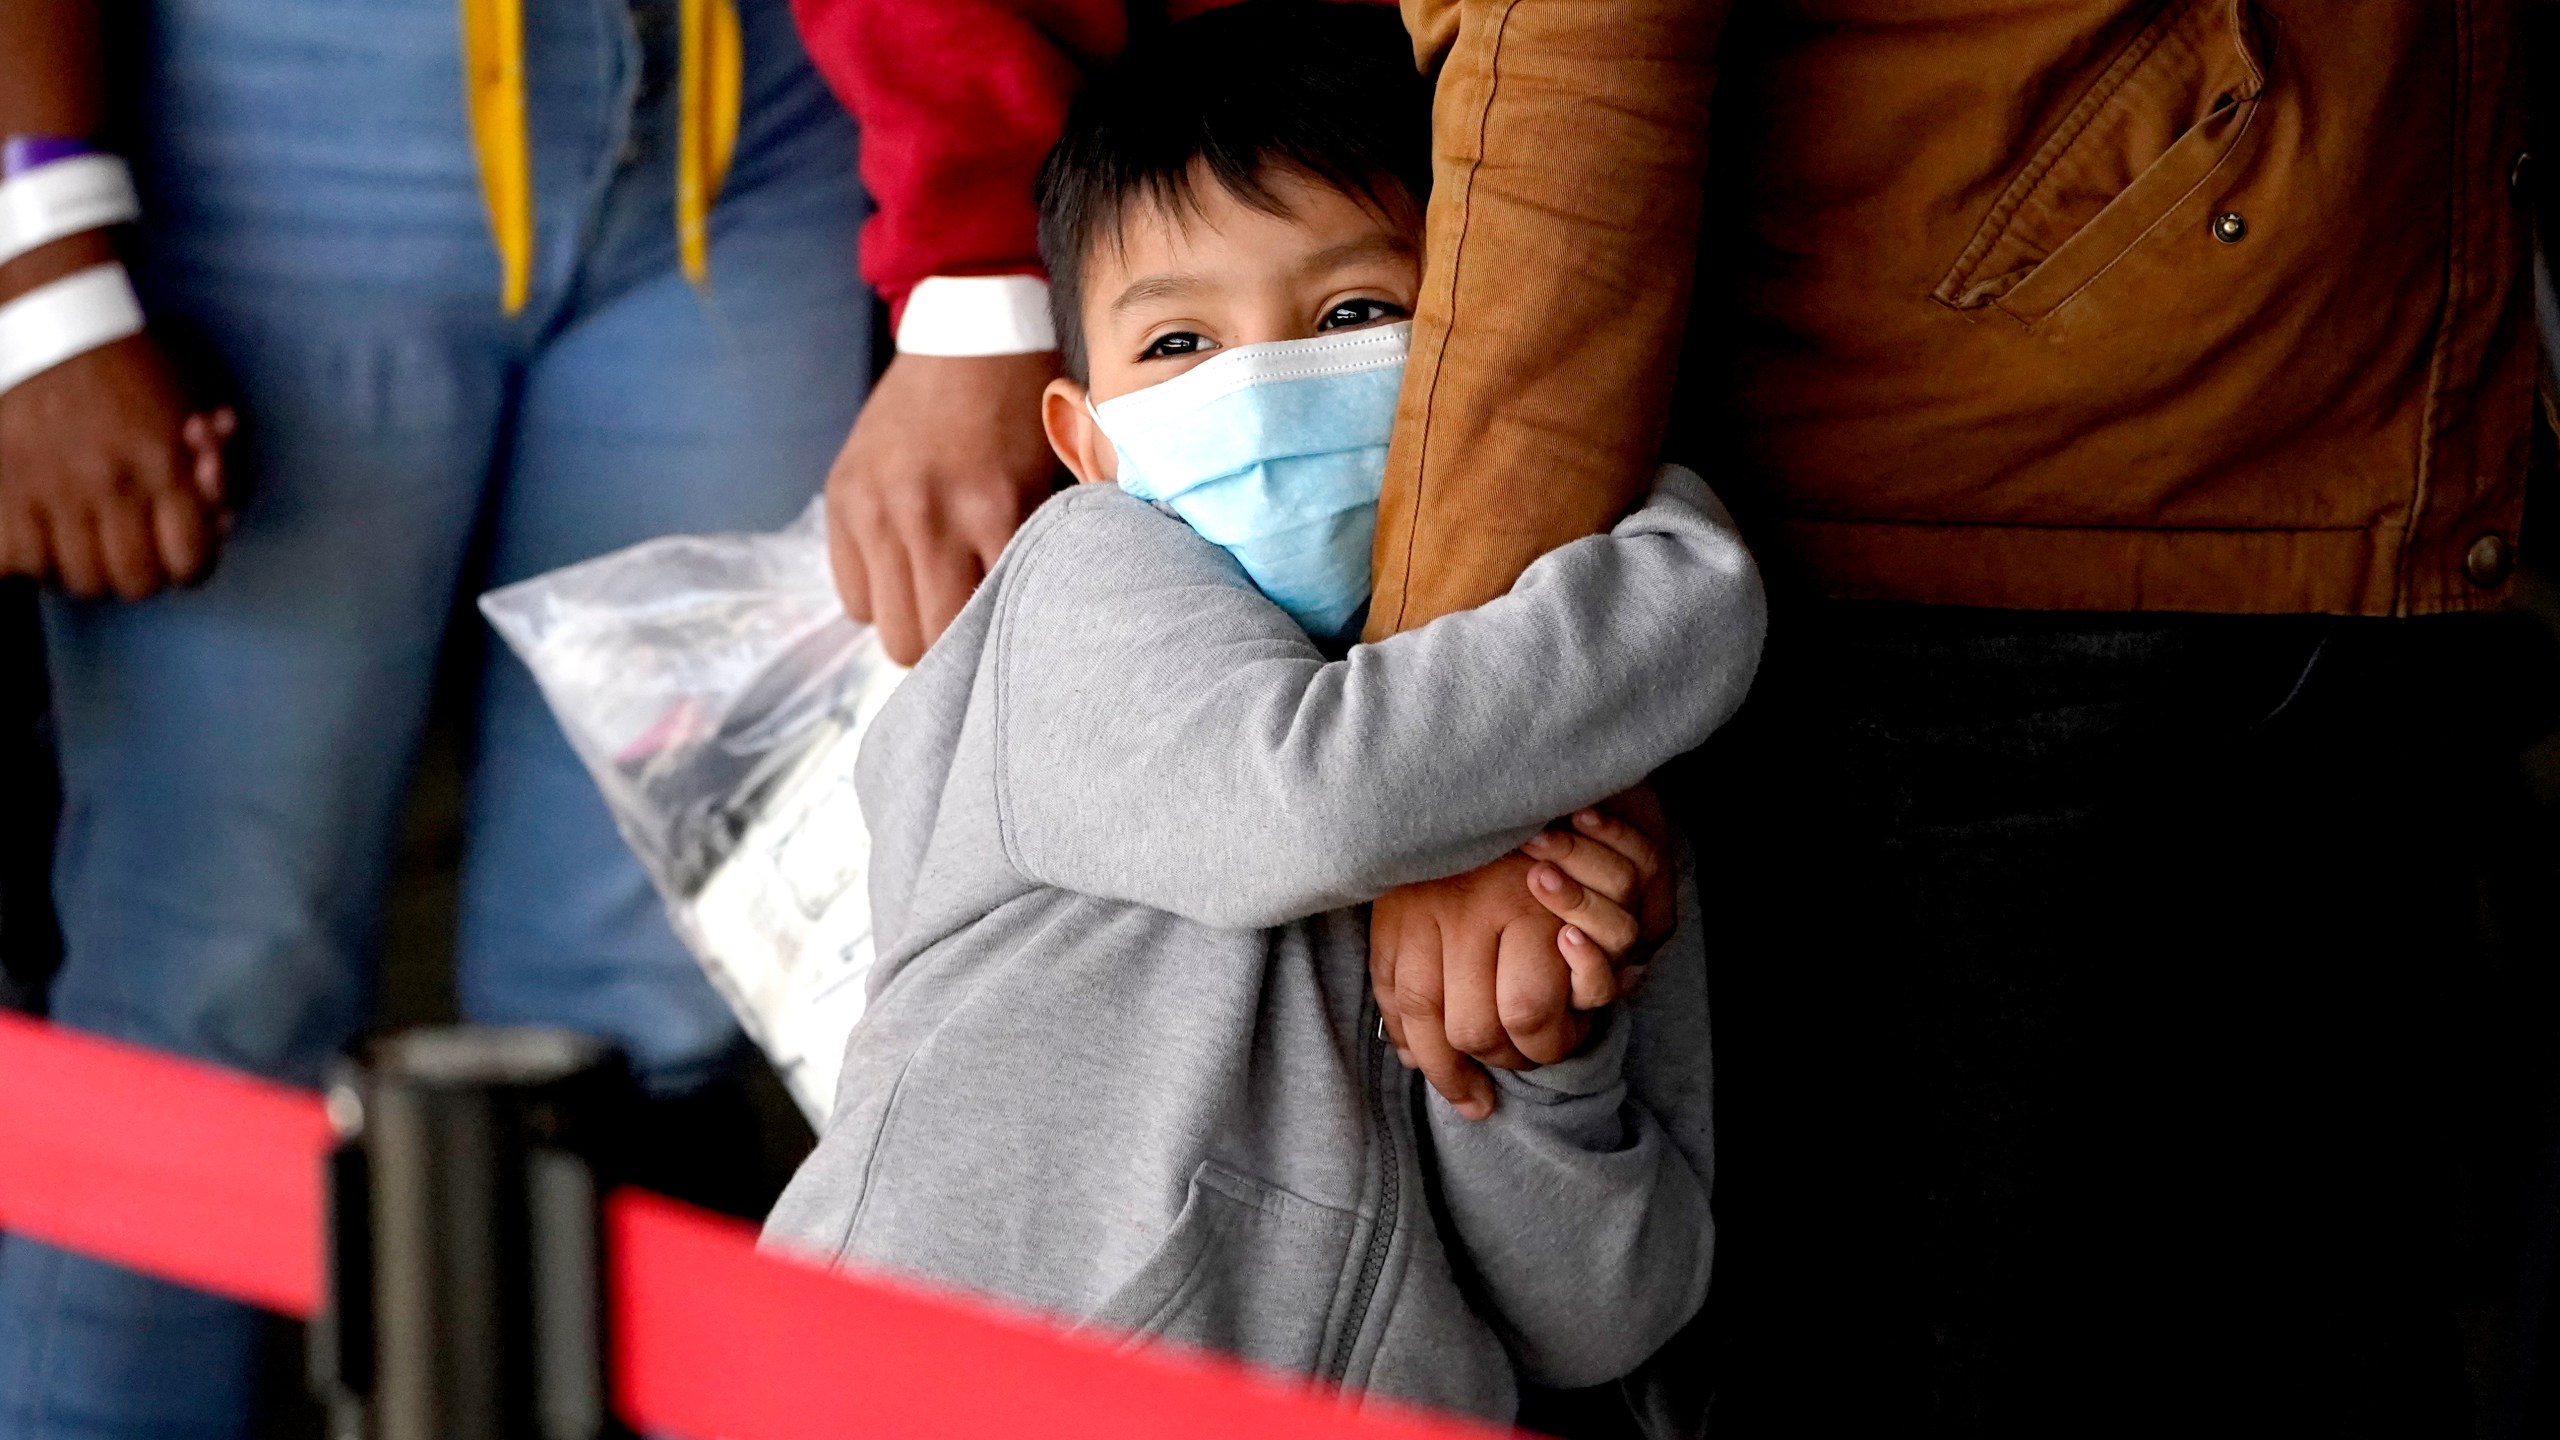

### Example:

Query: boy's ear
xmin=1041 ymin=378 xmax=1118 ymax=486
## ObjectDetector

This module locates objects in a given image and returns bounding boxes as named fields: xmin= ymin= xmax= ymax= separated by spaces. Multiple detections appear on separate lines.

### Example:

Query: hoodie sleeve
xmin=988 ymin=466 xmax=1764 ymax=930
xmin=1418 ymin=867 xmax=1717 ymax=1388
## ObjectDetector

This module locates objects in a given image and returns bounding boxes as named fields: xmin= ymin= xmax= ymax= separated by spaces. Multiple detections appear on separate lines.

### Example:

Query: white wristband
xmin=0 ymin=264 xmax=146 ymax=396
xmin=0 ymin=155 xmax=141 ymax=268
xmin=895 ymin=274 xmax=1058 ymax=356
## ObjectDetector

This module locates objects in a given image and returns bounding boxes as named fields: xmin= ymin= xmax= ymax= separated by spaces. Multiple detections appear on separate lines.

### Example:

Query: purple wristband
xmin=3 ymin=137 xmax=100 ymax=180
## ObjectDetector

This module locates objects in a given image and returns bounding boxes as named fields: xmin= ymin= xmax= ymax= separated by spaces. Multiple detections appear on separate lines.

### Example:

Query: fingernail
xmin=1575 ymin=809 xmax=1603 ymax=828
xmin=1532 ymin=867 xmax=1562 ymax=893
xmin=1561 ymin=925 xmax=1586 ymax=949
xmin=1459 ymin=1096 xmax=1492 ymax=1121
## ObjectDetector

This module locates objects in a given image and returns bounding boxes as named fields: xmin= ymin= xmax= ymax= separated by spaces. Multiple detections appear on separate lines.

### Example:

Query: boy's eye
xmin=1140 ymin=331 xmax=1215 ymax=361
xmin=1319 ymin=298 xmax=1407 ymax=331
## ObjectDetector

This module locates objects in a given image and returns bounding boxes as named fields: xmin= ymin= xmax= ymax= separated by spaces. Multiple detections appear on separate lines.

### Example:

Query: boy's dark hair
xmin=1034 ymin=0 xmax=1432 ymax=379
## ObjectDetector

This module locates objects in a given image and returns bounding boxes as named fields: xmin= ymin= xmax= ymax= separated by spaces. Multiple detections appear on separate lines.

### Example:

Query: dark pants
xmin=1666 ymin=602 xmax=2560 ymax=1439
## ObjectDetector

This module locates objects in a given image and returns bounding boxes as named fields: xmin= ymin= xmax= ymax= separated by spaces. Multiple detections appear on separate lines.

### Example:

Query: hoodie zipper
xmin=1323 ymin=1000 xmax=1401 ymax=1384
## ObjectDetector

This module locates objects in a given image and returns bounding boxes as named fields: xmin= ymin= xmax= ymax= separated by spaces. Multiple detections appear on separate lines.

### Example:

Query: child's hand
xmin=1518 ymin=798 xmax=1674 ymax=1006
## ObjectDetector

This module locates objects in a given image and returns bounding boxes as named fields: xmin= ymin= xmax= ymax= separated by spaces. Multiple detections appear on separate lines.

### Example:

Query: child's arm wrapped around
xmin=987 ymin=464 xmax=1765 ymax=927
xmin=983 ymin=461 xmax=1747 ymax=1386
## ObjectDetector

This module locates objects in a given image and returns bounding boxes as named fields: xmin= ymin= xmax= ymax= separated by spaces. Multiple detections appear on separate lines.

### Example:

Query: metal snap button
xmin=2465 ymin=534 xmax=2513 ymax=588
xmin=2211 ymin=211 xmax=2248 ymax=244
xmin=2515 ymin=151 xmax=2535 ymax=202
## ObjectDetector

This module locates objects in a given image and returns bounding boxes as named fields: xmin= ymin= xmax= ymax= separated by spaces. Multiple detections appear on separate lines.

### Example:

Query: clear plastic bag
xmin=478 ymin=498 xmax=906 ymax=1124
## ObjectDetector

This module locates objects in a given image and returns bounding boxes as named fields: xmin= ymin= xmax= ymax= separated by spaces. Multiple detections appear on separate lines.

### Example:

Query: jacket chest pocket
xmin=1081 ymin=1163 xmax=1363 ymax=1376
xmin=1934 ymin=0 xmax=2269 ymax=326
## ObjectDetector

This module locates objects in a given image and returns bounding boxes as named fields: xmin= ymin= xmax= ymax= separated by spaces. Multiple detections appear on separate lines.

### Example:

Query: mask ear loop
xmin=1082 ymin=392 xmax=1122 ymax=486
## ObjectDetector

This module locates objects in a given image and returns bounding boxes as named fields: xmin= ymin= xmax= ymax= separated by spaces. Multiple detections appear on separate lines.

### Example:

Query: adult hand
xmin=825 ymin=350 xmax=1065 ymax=664
xmin=1370 ymin=853 xmax=1577 ymax=1121
xmin=1369 ymin=784 xmax=1679 ymax=1118
xmin=0 ymin=328 xmax=233 ymax=600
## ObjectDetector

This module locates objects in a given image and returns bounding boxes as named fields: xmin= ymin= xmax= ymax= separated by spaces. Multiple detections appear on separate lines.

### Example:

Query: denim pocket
xmin=1082 ymin=1162 xmax=1362 ymax=1375
xmin=1933 ymin=0 xmax=2269 ymax=326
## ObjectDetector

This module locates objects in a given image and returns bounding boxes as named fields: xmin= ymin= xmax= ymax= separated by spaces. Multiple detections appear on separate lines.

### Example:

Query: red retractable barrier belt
xmin=0 ymin=1013 xmax=1521 ymax=1440
xmin=0 ymin=1010 xmax=330 ymax=1316
xmin=610 ymin=1190 xmax=1507 ymax=1440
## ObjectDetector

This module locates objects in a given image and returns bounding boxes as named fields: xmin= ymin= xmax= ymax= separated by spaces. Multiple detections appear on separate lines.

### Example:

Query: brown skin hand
xmin=0 ymin=0 xmax=235 ymax=599
xmin=824 ymin=350 xmax=1066 ymax=664
xmin=1370 ymin=783 xmax=1679 ymax=1116
xmin=1371 ymin=853 xmax=1582 ymax=1121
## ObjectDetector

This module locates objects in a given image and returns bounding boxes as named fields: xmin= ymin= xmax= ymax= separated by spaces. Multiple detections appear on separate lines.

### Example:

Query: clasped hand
xmin=1369 ymin=785 xmax=1677 ymax=1120
xmin=0 ymin=317 xmax=233 ymax=599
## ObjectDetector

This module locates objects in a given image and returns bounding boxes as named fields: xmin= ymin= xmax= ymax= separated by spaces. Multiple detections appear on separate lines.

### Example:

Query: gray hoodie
xmin=762 ymin=467 xmax=1765 ymax=1423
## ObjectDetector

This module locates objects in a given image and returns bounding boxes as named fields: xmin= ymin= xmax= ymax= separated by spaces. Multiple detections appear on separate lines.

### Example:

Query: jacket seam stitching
xmin=989 ymin=497 xmax=1087 ymax=887
xmin=827 ymin=1047 xmax=926 ymax=1263
xmin=1114 ymin=1207 xmax=1244 ymax=1335
xmin=1989 ymin=95 xmax=2263 ymax=328
xmin=1934 ymin=0 xmax=2192 ymax=305
xmin=1322 ymin=1031 xmax=1406 ymax=1386
xmin=1384 ymin=0 xmax=1520 ymax=635
xmin=2393 ymin=0 xmax=2470 ymax=616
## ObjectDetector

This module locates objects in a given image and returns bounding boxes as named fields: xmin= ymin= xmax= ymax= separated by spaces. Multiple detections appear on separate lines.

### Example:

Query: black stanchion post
xmin=312 ymin=1027 xmax=636 ymax=1440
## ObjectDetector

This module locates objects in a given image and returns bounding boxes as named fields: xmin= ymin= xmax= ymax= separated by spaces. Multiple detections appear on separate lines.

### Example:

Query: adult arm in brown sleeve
xmin=1367 ymin=0 xmax=1724 ymax=1117
xmin=1366 ymin=0 xmax=1724 ymax=638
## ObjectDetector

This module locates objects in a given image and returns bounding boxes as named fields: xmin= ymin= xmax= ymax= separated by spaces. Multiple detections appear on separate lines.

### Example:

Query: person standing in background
xmin=1364 ymin=2 xmax=2553 ymax=1437
xmin=690 ymin=0 xmax=2553 ymax=1432
xmin=0 ymin=0 xmax=870 ymax=1434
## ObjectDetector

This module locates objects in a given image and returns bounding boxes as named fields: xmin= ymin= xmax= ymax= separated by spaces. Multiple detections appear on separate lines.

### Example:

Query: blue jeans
xmin=0 ymin=0 xmax=868 ymax=1433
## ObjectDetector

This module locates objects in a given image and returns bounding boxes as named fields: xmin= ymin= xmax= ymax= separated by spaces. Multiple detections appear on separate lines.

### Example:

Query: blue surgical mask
xmin=1091 ymin=322 xmax=1408 ymax=640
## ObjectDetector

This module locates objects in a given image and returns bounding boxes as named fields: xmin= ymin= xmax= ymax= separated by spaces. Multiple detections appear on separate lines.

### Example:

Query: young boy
xmin=761 ymin=2 xmax=1765 ymax=1423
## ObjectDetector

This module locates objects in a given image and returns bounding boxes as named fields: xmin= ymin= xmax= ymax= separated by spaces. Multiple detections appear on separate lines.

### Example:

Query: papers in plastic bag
xmin=479 ymin=498 xmax=905 ymax=1124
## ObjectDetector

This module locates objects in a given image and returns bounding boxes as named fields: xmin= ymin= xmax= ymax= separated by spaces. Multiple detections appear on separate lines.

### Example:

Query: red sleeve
xmin=789 ymin=0 xmax=1130 ymax=321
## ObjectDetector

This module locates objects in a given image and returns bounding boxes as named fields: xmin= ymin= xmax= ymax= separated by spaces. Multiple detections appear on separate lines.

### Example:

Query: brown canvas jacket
xmin=1370 ymin=0 xmax=2536 ymax=634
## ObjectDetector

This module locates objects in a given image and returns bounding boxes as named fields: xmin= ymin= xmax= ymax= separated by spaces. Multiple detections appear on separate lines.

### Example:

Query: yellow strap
xmin=458 ymin=0 xmax=534 ymax=315
xmin=676 ymin=0 xmax=743 ymax=288
xmin=460 ymin=0 xmax=740 ymax=310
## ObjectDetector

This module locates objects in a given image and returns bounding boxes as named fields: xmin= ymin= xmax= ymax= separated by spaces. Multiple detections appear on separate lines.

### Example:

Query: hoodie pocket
xmin=1083 ymin=1163 xmax=1362 ymax=1375
xmin=1934 ymin=0 xmax=2268 ymax=326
